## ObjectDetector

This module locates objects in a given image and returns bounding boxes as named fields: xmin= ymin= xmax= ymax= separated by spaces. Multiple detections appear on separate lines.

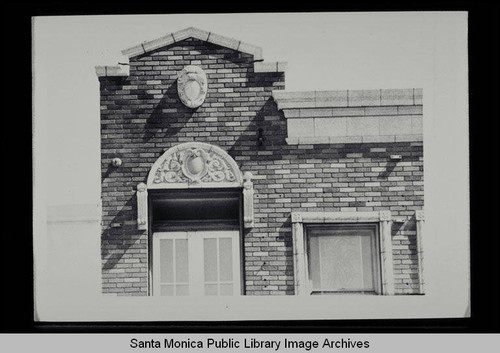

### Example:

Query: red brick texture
xmin=99 ymin=38 xmax=423 ymax=296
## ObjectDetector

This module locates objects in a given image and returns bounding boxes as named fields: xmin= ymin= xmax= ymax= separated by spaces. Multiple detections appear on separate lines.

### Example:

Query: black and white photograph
xmin=30 ymin=12 xmax=473 ymax=323
xmin=2 ymin=4 xmax=500 ymax=351
xmin=11 ymin=11 xmax=496 ymax=345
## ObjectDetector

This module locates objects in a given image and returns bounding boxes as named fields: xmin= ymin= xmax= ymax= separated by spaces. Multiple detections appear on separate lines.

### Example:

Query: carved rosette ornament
xmin=177 ymin=65 xmax=208 ymax=108
xmin=151 ymin=144 xmax=238 ymax=186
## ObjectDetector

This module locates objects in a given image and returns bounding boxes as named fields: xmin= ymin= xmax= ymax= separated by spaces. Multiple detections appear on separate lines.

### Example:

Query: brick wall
xmin=99 ymin=37 xmax=423 ymax=296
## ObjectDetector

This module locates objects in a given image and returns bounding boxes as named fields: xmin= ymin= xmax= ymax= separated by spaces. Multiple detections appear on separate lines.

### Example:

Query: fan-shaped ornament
xmin=177 ymin=65 xmax=208 ymax=108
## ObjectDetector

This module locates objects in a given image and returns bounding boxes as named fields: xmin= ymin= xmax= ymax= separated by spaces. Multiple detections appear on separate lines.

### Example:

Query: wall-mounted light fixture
xmin=257 ymin=128 xmax=265 ymax=146
xmin=111 ymin=157 xmax=122 ymax=167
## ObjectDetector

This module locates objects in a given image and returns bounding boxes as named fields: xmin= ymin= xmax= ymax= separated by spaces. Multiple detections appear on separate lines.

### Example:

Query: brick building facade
xmin=96 ymin=27 xmax=424 ymax=297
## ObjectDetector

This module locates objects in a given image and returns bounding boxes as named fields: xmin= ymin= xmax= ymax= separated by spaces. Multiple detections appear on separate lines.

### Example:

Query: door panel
xmin=153 ymin=230 xmax=240 ymax=296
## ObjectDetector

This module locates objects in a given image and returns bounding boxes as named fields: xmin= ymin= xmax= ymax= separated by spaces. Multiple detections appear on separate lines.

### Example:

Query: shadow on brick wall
xmin=227 ymin=96 xmax=288 ymax=161
xmin=143 ymin=82 xmax=197 ymax=142
xmin=101 ymin=198 xmax=145 ymax=271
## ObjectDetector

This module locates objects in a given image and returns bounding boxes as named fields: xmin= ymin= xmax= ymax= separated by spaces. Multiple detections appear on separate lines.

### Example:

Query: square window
xmin=306 ymin=224 xmax=381 ymax=295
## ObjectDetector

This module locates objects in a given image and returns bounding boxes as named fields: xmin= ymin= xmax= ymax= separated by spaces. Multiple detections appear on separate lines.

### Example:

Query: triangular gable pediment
xmin=122 ymin=26 xmax=263 ymax=60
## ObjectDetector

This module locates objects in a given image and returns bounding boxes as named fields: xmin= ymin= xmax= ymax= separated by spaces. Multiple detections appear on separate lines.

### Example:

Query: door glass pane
xmin=220 ymin=283 xmax=233 ymax=296
xmin=205 ymin=284 xmax=218 ymax=295
xmin=161 ymin=284 xmax=173 ymax=296
xmin=175 ymin=239 xmax=189 ymax=283
xmin=160 ymin=239 xmax=173 ymax=283
xmin=156 ymin=231 xmax=240 ymax=297
xmin=219 ymin=238 xmax=233 ymax=281
xmin=204 ymin=238 xmax=218 ymax=282
xmin=176 ymin=284 xmax=189 ymax=296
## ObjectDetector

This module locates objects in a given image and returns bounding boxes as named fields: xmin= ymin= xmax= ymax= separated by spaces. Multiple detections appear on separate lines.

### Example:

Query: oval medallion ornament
xmin=186 ymin=156 xmax=205 ymax=176
xmin=177 ymin=65 xmax=208 ymax=108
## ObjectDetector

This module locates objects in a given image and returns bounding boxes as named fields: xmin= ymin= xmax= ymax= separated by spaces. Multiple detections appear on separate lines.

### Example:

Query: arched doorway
xmin=135 ymin=142 xmax=254 ymax=296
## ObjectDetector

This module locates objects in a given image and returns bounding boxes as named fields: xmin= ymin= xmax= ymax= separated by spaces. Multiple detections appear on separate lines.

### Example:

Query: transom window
xmin=306 ymin=224 xmax=381 ymax=295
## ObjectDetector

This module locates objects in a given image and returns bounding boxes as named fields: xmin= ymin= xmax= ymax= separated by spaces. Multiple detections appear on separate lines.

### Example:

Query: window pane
xmin=160 ymin=239 xmax=173 ymax=283
xmin=175 ymin=239 xmax=189 ymax=283
xmin=160 ymin=284 xmax=173 ymax=296
xmin=309 ymin=236 xmax=321 ymax=289
xmin=320 ymin=235 xmax=364 ymax=290
xmin=309 ymin=226 xmax=376 ymax=292
xmin=176 ymin=284 xmax=189 ymax=296
xmin=220 ymin=283 xmax=233 ymax=296
xmin=205 ymin=284 xmax=218 ymax=295
xmin=360 ymin=234 xmax=374 ymax=290
xmin=219 ymin=238 xmax=233 ymax=281
xmin=204 ymin=238 xmax=218 ymax=282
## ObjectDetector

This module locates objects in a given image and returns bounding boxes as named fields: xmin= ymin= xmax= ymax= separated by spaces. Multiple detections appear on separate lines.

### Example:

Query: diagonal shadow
xmin=143 ymin=82 xmax=197 ymax=142
xmin=378 ymin=161 xmax=398 ymax=179
xmin=101 ymin=198 xmax=144 ymax=270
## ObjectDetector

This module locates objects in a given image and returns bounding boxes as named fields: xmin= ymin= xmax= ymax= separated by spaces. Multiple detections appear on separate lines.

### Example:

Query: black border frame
xmin=3 ymin=1 xmax=499 ymax=334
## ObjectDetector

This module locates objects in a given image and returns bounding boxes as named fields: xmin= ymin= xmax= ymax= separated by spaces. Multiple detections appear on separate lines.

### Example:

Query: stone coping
xmin=96 ymin=27 xmax=287 ymax=76
xmin=122 ymin=27 xmax=263 ymax=60
xmin=273 ymin=88 xmax=423 ymax=110
xmin=286 ymin=135 xmax=423 ymax=145
xmin=282 ymin=106 xmax=423 ymax=119
xmin=95 ymin=65 xmax=129 ymax=77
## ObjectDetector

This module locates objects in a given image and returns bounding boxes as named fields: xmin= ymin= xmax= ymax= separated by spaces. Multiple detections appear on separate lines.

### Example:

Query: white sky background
xmin=33 ymin=12 xmax=470 ymax=320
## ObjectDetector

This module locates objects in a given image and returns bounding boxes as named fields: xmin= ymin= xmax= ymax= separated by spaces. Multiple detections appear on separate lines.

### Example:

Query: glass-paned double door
xmin=153 ymin=230 xmax=241 ymax=296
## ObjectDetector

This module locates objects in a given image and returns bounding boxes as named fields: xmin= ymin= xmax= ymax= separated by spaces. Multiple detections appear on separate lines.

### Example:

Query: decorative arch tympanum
xmin=136 ymin=142 xmax=254 ymax=230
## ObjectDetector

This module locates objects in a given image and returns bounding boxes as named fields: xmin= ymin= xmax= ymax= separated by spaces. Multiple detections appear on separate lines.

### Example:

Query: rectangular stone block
xmin=208 ymin=32 xmax=240 ymax=50
xmin=282 ymin=109 xmax=300 ymax=118
xmin=328 ymin=136 xmax=363 ymax=144
xmin=364 ymin=106 xmax=398 ymax=116
xmin=411 ymin=116 xmax=423 ymax=135
xmin=273 ymin=91 xmax=315 ymax=101
xmin=379 ymin=116 xmax=412 ymax=135
xmin=287 ymin=118 xmax=315 ymax=138
xmin=381 ymin=89 xmax=414 ymax=106
xmin=314 ymin=117 xmax=347 ymax=137
xmin=238 ymin=41 xmax=263 ymax=60
xmin=328 ymin=107 xmax=365 ymax=117
xmin=171 ymin=27 xmax=193 ymax=42
xmin=254 ymin=62 xmax=277 ymax=73
xmin=143 ymin=34 xmax=175 ymax=53
xmin=299 ymin=108 xmax=333 ymax=118
xmin=348 ymin=89 xmax=381 ymax=107
xmin=121 ymin=44 xmax=144 ymax=57
xmin=188 ymin=27 xmax=210 ymax=41
xmin=414 ymin=88 xmax=423 ymax=105
xmin=277 ymin=62 xmax=288 ymax=72
xmin=285 ymin=137 xmax=300 ymax=144
xmin=395 ymin=134 xmax=423 ymax=142
xmin=315 ymin=90 xmax=348 ymax=107
xmin=398 ymin=106 xmax=423 ymax=115
xmin=299 ymin=137 xmax=329 ymax=144
xmin=278 ymin=101 xmax=316 ymax=109
xmin=346 ymin=116 xmax=380 ymax=136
